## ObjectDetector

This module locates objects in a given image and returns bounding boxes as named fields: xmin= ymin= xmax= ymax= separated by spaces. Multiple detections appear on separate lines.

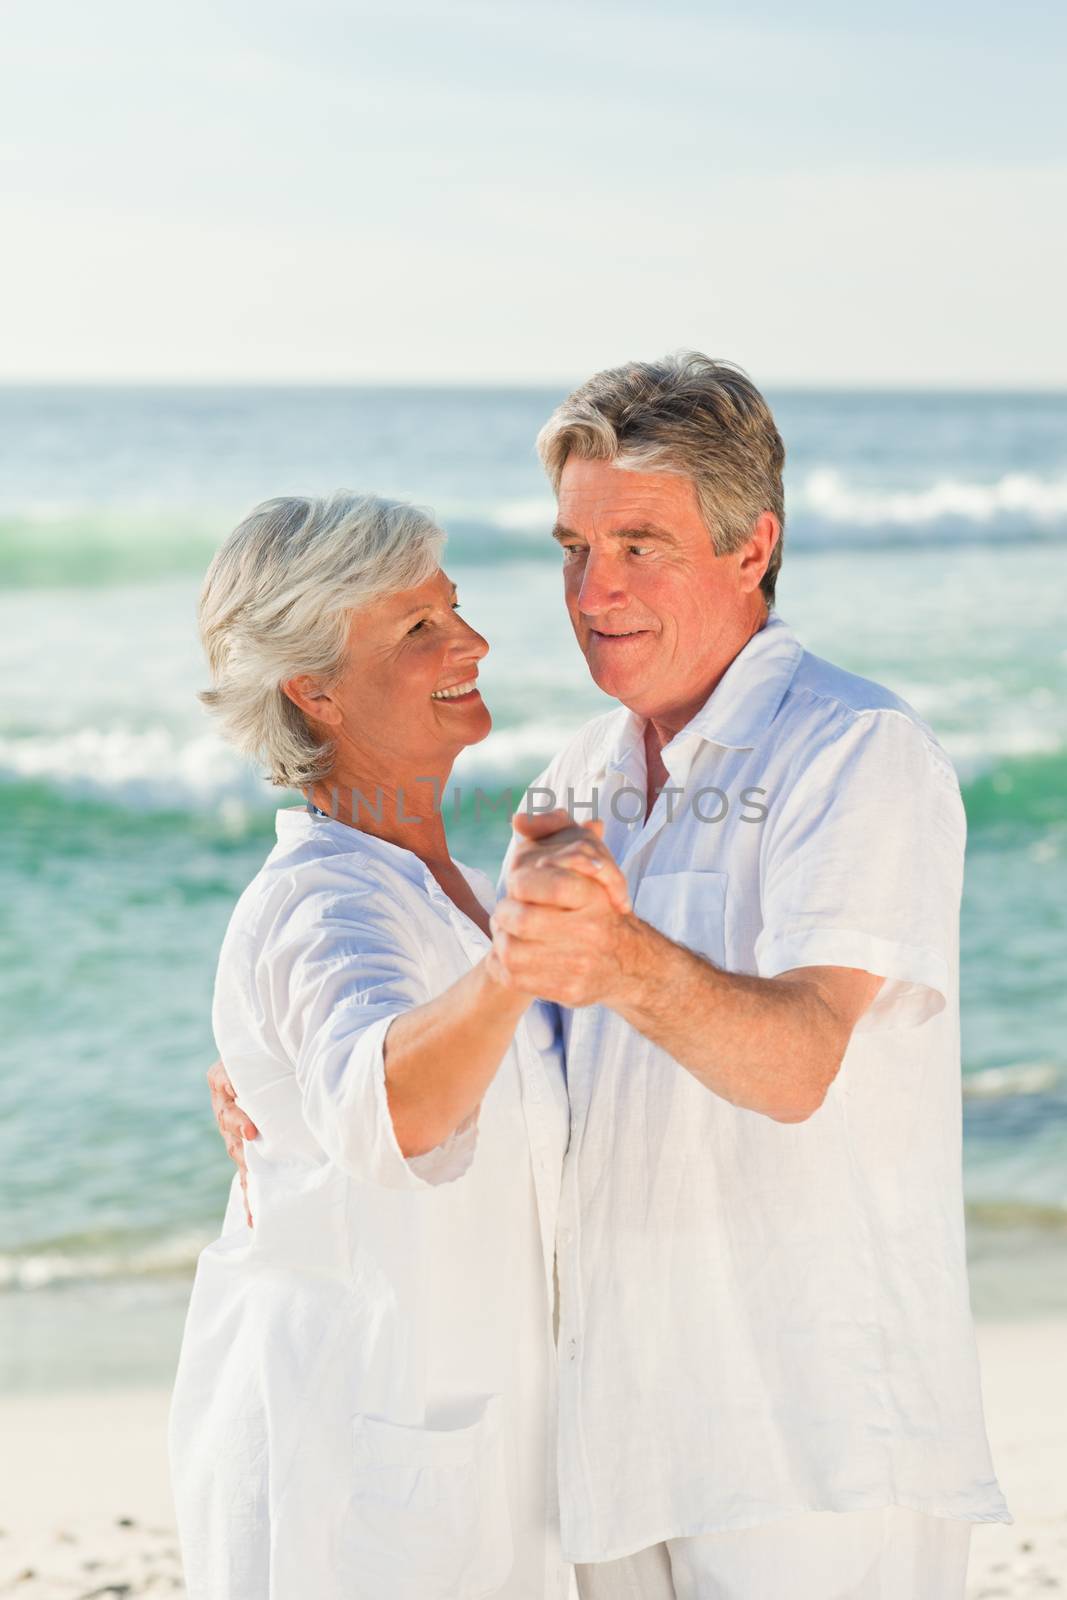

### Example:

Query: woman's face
xmin=293 ymin=568 xmax=492 ymax=780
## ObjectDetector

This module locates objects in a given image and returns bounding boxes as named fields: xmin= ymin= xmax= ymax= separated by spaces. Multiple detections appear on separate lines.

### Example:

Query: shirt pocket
xmin=343 ymin=1394 xmax=513 ymax=1599
xmin=633 ymin=869 xmax=728 ymax=968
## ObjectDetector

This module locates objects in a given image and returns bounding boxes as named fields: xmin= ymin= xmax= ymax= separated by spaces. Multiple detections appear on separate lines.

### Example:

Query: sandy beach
xmin=0 ymin=1318 xmax=1062 ymax=1598
xmin=0 ymin=1387 xmax=182 ymax=1597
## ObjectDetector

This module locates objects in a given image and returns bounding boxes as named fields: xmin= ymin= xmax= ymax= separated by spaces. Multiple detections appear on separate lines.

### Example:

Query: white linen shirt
xmin=169 ymin=809 xmax=572 ymax=1600
xmin=510 ymin=613 xmax=1010 ymax=1564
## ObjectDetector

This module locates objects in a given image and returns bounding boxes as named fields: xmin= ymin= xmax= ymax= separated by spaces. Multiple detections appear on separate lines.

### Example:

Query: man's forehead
xmin=555 ymin=458 xmax=700 ymax=532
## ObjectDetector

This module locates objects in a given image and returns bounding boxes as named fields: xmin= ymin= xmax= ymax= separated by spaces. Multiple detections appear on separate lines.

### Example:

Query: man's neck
xmin=639 ymin=604 xmax=769 ymax=811
xmin=643 ymin=699 xmax=703 ymax=779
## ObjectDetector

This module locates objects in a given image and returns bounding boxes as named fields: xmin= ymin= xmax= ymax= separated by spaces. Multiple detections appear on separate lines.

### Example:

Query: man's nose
xmin=577 ymin=551 xmax=628 ymax=617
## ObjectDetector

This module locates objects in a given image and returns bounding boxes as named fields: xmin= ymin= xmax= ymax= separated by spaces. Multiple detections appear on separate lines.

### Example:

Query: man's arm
xmin=498 ymin=705 xmax=962 ymax=1123
xmin=492 ymin=872 xmax=882 ymax=1122
xmin=603 ymin=919 xmax=882 ymax=1122
xmin=495 ymin=810 xmax=884 ymax=1121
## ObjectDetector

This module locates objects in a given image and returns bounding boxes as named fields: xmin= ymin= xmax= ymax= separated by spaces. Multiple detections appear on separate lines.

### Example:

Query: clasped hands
xmin=486 ymin=809 xmax=638 ymax=1009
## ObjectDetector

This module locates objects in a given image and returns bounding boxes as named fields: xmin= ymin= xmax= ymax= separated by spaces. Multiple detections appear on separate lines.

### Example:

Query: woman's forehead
xmin=349 ymin=568 xmax=454 ymax=633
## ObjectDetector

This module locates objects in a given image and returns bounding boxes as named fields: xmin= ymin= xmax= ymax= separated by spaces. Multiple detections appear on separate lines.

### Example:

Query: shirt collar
xmin=593 ymin=612 xmax=803 ymax=777
xmin=275 ymin=803 xmax=430 ymax=885
xmin=676 ymin=612 xmax=803 ymax=753
xmin=600 ymin=708 xmax=646 ymax=778
xmin=275 ymin=805 xmax=494 ymax=913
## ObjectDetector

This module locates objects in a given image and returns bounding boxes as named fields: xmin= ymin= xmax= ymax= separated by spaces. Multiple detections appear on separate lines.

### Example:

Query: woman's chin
xmin=462 ymin=703 xmax=493 ymax=745
xmin=431 ymin=697 xmax=493 ymax=756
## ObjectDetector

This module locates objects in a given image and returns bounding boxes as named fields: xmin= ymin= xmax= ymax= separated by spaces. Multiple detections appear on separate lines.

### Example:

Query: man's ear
xmin=738 ymin=512 xmax=779 ymax=595
xmin=281 ymin=674 xmax=343 ymax=727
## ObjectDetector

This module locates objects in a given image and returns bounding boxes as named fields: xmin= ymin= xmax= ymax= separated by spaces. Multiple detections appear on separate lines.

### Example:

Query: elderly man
xmin=212 ymin=355 xmax=1008 ymax=1597
xmin=489 ymin=355 xmax=1007 ymax=1597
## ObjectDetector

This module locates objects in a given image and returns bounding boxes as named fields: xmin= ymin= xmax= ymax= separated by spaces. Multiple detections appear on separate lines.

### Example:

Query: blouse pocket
xmin=344 ymin=1394 xmax=513 ymax=1599
xmin=633 ymin=869 xmax=728 ymax=968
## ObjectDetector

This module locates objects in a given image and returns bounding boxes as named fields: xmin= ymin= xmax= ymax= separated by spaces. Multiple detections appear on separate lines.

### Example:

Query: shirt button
xmin=559 ymin=1227 xmax=573 ymax=1246
xmin=567 ymin=1338 xmax=578 ymax=1361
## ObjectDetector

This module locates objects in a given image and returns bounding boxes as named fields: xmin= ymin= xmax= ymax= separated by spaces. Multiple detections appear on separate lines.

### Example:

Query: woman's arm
xmin=207 ymin=939 xmax=532 ymax=1201
xmin=208 ymin=819 xmax=625 ymax=1201
xmin=381 ymin=957 xmax=530 ymax=1157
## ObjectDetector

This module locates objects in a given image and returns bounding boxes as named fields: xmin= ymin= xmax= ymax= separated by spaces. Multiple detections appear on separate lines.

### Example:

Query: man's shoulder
xmin=789 ymin=646 xmax=917 ymax=720
xmin=780 ymin=646 xmax=956 ymax=785
xmin=527 ymin=705 xmax=632 ymax=791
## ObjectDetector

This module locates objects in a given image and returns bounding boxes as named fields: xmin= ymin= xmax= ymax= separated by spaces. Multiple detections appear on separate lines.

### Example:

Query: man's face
xmin=554 ymin=457 xmax=769 ymax=725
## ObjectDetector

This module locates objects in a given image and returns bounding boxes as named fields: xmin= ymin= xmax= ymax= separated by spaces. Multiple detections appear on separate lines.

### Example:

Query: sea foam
xmin=796 ymin=468 xmax=1067 ymax=528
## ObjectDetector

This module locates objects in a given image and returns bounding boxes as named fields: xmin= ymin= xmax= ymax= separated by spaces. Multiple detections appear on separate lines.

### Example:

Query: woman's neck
xmin=304 ymin=760 xmax=454 ymax=870
xmin=304 ymin=760 xmax=493 ymax=937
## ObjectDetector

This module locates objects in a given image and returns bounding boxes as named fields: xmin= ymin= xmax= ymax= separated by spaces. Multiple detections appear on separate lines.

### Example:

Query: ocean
xmin=2 ymin=385 xmax=1065 ymax=1391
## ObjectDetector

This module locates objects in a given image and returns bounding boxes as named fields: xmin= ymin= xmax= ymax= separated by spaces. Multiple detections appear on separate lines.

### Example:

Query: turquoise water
xmin=2 ymin=387 xmax=1065 ymax=1388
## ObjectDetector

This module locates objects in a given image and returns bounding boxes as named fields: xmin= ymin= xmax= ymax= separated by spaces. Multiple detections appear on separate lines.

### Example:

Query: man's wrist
xmin=604 ymin=912 xmax=660 ymax=1014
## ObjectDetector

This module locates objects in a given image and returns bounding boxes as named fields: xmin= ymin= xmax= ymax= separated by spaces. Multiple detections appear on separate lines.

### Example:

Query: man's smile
xmin=587 ymin=626 xmax=654 ymax=644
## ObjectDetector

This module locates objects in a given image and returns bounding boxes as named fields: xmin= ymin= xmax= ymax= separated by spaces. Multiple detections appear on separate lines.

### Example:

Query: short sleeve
xmin=754 ymin=711 xmax=965 ymax=1033
xmin=263 ymin=875 xmax=478 ymax=1189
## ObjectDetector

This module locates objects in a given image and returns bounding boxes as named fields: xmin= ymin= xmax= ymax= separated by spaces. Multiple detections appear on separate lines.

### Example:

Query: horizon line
xmin=2 ymin=376 xmax=1066 ymax=396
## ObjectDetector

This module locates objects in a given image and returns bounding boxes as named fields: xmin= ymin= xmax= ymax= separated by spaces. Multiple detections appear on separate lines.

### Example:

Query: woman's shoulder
xmin=223 ymin=816 xmax=424 ymax=964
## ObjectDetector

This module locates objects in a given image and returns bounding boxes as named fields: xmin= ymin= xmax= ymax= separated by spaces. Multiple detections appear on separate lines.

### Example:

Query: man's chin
xmin=583 ymin=646 xmax=651 ymax=703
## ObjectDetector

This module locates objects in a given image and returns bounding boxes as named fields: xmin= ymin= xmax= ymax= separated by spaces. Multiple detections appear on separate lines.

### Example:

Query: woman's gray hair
xmin=198 ymin=491 xmax=444 ymax=789
xmin=537 ymin=352 xmax=786 ymax=604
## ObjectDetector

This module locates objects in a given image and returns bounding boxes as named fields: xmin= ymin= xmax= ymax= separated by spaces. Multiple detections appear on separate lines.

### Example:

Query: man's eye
xmin=561 ymin=545 xmax=586 ymax=560
xmin=408 ymin=619 xmax=428 ymax=634
xmin=629 ymin=544 xmax=653 ymax=557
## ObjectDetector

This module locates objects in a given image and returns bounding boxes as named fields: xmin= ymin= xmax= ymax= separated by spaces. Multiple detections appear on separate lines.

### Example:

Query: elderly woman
xmin=168 ymin=492 xmax=609 ymax=1600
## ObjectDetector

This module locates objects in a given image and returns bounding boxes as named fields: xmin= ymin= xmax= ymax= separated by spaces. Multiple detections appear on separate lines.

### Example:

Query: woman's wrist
xmin=479 ymin=950 xmax=534 ymax=1013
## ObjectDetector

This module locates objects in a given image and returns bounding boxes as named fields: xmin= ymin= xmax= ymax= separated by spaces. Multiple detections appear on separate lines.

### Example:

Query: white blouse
xmin=169 ymin=808 xmax=572 ymax=1600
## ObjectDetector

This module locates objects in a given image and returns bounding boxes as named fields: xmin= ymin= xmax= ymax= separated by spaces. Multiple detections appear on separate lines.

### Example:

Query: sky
xmin=2 ymin=0 xmax=1066 ymax=387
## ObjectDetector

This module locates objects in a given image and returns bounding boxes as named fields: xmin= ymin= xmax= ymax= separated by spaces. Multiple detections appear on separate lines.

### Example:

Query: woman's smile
xmin=430 ymin=676 xmax=482 ymax=702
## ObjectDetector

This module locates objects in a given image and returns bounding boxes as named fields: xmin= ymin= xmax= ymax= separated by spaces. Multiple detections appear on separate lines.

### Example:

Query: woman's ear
xmin=280 ymin=674 xmax=343 ymax=727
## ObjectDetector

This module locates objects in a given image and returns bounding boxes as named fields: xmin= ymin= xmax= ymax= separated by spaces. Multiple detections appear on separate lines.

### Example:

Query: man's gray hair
xmin=537 ymin=352 xmax=785 ymax=604
xmin=198 ymin=491 xmax=444 ymax=790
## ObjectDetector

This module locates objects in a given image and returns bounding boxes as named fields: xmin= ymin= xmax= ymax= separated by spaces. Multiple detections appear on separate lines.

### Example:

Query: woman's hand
xmin=492 ymin=810 xmax=637 ymax=1007
xmin=208 ymin=1058 xmax=259 ymax=1228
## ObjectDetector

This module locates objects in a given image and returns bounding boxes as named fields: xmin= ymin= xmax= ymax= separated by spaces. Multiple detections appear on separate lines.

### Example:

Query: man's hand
xmin=207 ymin=1058 xmax=258 ymax=1228
xmin=490 ymin=810 xmax=637 ymax=1007
xmin=508 ymin=810 xmax=631 ymax=912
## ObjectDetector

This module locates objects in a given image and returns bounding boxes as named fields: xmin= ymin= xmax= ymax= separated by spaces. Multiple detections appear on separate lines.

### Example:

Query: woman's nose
xmin=453 ymin=615 xmax=489 ymax=661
